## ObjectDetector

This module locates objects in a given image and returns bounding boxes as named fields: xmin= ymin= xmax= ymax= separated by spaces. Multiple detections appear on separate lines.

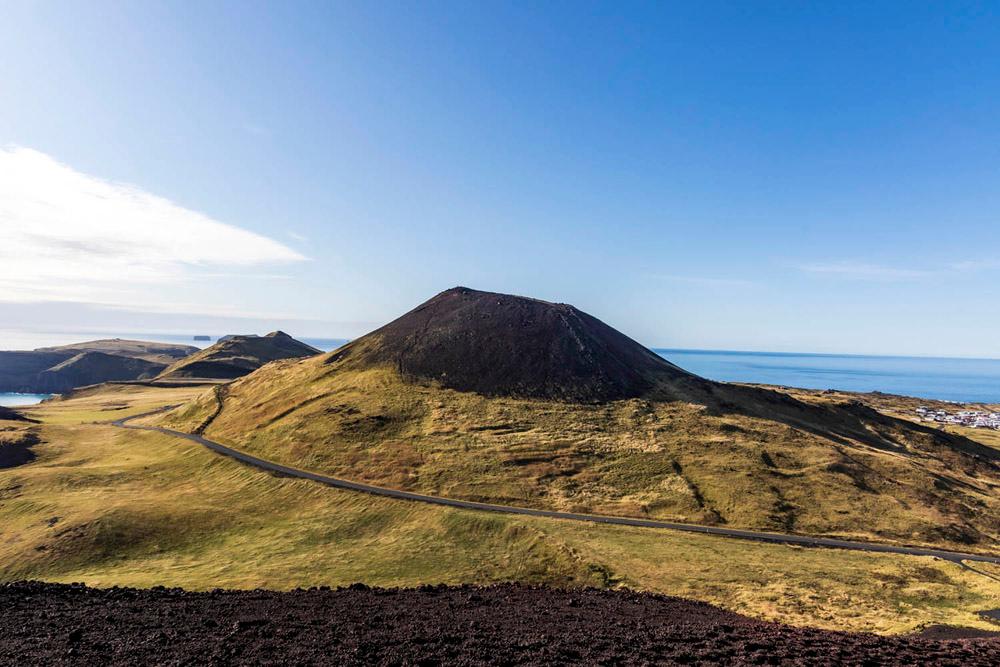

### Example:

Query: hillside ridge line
xmin=112 ymin=407 xmax=1000 ymax=566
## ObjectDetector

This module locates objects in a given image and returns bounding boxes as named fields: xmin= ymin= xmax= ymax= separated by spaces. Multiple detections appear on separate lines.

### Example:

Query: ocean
xmin=1 ymin=330 xmax=998 ymax=404
xmin=0 ymin=393 xmax=53 ymax=407
xmin=657 ymin=349 xmax=1000 ymax=404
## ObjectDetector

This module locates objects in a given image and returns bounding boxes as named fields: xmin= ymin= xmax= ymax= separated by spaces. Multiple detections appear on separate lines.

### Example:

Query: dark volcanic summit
xmin=328 ymin=287 xmax=696 ymax=402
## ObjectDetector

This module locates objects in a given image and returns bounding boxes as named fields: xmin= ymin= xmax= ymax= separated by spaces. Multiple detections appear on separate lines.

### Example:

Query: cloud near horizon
xmin=0 ymin=146 xmax=306 ymax=306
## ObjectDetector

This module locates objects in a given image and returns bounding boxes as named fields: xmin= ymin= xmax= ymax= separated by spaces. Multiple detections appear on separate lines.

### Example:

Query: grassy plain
xmin=2 ymin=384 xmax=1000 ymax=634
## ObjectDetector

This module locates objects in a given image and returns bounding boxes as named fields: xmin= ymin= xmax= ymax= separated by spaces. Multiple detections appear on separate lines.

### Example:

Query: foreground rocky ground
xmin=3 ymin=583 xmax=1000 ymax=665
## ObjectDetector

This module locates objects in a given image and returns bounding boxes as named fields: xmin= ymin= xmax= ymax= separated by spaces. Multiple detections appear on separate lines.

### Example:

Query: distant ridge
xmin=36 ymin=351 xmax=164 ymax=392
xmin=0 ymin=339 xmax=198 ymax=394
xmin=157 ymin=331 xmax=321 ymax=382
xmin=325 ymin=286 xmax=701 ymax=402
xmin=34 ymin=339 xmax=199 ymax=365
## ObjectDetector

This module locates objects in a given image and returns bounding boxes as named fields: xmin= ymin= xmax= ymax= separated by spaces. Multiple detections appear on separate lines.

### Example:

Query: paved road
xmin=113 ymin=408 xmax=1000 ymax=566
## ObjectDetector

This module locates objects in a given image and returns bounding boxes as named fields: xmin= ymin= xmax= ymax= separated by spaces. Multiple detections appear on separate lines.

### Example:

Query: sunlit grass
xmin=156 ymin=358 xmax=1000 ymax=554
xmin=3 ymin=383 xmax=1000 ymax=634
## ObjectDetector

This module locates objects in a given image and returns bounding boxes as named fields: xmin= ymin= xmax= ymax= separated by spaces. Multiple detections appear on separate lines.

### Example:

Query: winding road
xmin=113 ymin=408 xmax=1000 ymax=566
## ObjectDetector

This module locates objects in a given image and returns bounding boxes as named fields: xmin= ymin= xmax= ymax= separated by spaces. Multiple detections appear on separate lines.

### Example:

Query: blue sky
xmin=1 ymin=2 xmax=999 ymax=356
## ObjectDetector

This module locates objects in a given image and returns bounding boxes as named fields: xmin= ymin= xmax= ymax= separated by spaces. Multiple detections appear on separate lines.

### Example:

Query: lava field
xmin=2 ymin=581 xmax=999 ymax=665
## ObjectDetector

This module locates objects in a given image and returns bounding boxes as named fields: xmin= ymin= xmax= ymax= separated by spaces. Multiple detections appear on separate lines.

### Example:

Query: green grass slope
xmin=157 ymin=332 xmax=320 ymax=381
xmin=36 ymin=352 xmax=165 ymax=392
xmin=159 ymin=360 xmax=1000 ymax=554
xmin=36 ymin=339 xmax=198 ymax=365
xmin=155 ymin=288 xmax=1000 ymax=555
xmin=4 ymin=384 xmax=1000 ymax=634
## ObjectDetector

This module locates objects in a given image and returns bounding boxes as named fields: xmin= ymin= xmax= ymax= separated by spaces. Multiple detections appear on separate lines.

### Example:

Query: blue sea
xmin=0 ymin=393 xmax=53 ymax=407
xmin=2 ymin=330 xmax=999 ymax=404
xmin=656 ymin=349 xmax=1000 ymax=404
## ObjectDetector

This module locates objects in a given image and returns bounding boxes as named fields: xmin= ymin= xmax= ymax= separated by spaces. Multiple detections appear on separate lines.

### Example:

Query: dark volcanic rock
xmin=0 ymin=582 xmax=996 ymax=666
xmin=327 ymin=286 xmax=699 ymax=402
xmin=916 ymin=624 xmax=1000 ymax=640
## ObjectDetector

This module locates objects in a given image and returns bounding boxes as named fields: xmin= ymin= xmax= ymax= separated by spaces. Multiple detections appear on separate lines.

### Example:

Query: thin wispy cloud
xmin=0 ymin=146 xmax=306 ymax=305
xmin=950 ymin=259 xmax=1000 ymax=272
xmin=797 ymin=258 xmax=1000 ymax=282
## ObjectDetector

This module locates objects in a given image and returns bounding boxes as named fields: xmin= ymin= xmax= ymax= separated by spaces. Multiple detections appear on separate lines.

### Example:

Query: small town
xmin=916 ymin=406 xmax=1000 ymax=430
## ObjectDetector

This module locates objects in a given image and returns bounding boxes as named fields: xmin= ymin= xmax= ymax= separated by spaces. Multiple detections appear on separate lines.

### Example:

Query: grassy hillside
xmin=0 ymin=351 xmax=77 ymax=392
xmin=35 ymin=351 xmax=165 ymax=392
xmin=35 ymin=339 xmax=198 ymax=365
xmin=157 ymin=331 xmax=320 ymax=381
xmin=156 ymin=356 xmax=1000 ymax=555
xmin=770 ymin=387 xmax=1000 ymax=457
xmin=3 ymin=384 xmax=1000 ymax=634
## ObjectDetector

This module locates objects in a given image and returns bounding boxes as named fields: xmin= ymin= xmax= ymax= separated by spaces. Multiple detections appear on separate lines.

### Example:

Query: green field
xmin=3 ymin=384 xmax=1000 ymax=634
